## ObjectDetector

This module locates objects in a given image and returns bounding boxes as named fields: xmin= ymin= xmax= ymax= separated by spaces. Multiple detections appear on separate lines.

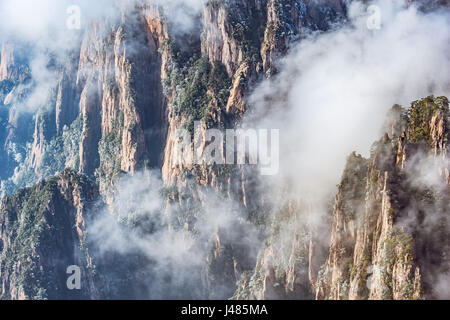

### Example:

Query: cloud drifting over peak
xmin=248 ymin=0 xmax=450 ymax=199
xmin=0 ymin=0 xmax=204 ymax=113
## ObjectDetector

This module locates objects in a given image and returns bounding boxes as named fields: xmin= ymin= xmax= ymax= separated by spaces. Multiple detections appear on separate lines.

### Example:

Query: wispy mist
xmin=87 ymin=170 xmax=260 ymax=299
xmin=0 ymin=0 xmax=203 ymax=113
xmin=247 ymin=0 xmax=450 ymax=201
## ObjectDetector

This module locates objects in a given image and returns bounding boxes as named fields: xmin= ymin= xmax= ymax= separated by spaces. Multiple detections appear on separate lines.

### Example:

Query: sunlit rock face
xmin=0 ymin=0 xmax=449 ymax=300
xmin=315 ymin=97 xmax=449 ymax=300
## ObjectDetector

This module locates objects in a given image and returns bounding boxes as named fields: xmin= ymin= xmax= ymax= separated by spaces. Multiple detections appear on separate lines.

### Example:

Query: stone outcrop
xmin=1 ymin=1 xmax=450 ymax=300
xmin=234 ymin=96 xmax=449 ymax=300
xmin=315 ymin=96 xmax=450 ymax=300
xmin=0 ymin=0 xmax=351 ymax=198
xmin=0 ymin=169 xmax=100 ymax=300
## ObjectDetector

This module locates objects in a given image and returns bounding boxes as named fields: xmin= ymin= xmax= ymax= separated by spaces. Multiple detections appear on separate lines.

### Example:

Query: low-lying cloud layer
xmin=87 ymin=171 xmax=260 ymax=299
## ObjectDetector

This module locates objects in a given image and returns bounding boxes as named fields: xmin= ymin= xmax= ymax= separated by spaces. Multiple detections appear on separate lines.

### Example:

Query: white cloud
xmin=247 ymin=0 xmax=450 ymax=200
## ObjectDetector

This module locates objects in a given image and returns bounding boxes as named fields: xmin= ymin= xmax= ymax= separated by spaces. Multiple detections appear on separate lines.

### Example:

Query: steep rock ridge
xmin=0 ymin=42 xmax=18 ymax=83
xmin=0 ymin=41 xmax=30 ymax=83
xmin=2 ymin=0 xmax=449 ymax=301
xmin=77 ymin=13 xmax=166 ymax=192
xmin=162 ymin=0 xmax=349 ymax=187
xmin=0 ymin=169 xmax=100 ymax=300
xmin=202 ymin=0 xmax=267 ymax=76
xmin=0 ymin=0 xmax=363 ymax=299
xmin=63 ymin=4 xmax=168 ymax=197
xmin=0 ymin=2 xmax=441 ymax=194
xmin=230 ymin=0 xmax=450 ymax=300
xmin=0 ymin=4 xmax=168 ymax=198
xmin=316 ymin=96 xmax=450 ymax=300
xmin=158 ymin=0 xmax=270 ymax=296
xmin=233 ymin=201 xmax=316 ymax=300
xmin=55 ymin=54 xmax=81 ymax=136
xmin=234 ymin=96 xmax=450 ymax=301
xmin=158 ymin=1 xmax=269 ymax=295
xmin=0 ymin=42 xmax=34 ymax=192
xmin=261 ymin=0 xmax=347 ymax=74
xmin=27 ymin=52 xmax=80 ymax=178
xmin=232 ymin=197 xmax=332 ymax=300
xmin=159 ymin=2 xmax=350 ymax=247
xmin=0 ymin=0 xmax=350 ymax=198
xmin=0 ymin=42 xmax=14 ymax=82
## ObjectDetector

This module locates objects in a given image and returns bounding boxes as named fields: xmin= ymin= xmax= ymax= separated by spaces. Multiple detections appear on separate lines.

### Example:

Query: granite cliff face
xmin=0 ymin=0 xmax=449 ymax=300
xmin=0 ymin=169 xmax=100 ymax=300
xmin=234 ymin=96 xmax=449 ymax=300
xmin=314 ymin=97 xmax=449 ymax=300
xmin=1 ymin=0 xmax=348 ymax=196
